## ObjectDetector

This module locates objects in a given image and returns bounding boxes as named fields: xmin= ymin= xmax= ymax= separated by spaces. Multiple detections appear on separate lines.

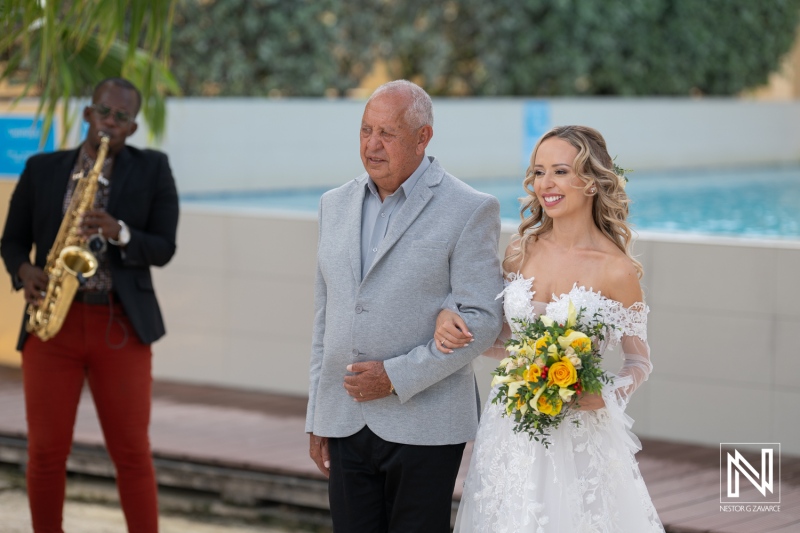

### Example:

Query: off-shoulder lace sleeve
xmin=613 ymin=303 xmax=652 ymax=405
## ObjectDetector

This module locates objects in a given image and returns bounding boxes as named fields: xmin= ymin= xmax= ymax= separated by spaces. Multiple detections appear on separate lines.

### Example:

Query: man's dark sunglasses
xmin=90 ymin=104 xmax=132 ymax=126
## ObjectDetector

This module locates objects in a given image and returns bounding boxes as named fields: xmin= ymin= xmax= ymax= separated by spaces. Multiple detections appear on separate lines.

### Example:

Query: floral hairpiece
xmin=612 ymin=157 xmax=632 ymax=187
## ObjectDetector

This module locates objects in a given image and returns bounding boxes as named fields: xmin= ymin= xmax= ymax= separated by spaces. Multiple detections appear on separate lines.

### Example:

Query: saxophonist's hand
xmin=18 ymin=263 xmax=48 ymax=305
xmin=80 ymin=209 xmax=121 ymax=241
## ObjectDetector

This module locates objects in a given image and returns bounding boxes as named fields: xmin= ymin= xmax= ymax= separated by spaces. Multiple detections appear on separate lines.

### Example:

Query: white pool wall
xmin=121 ymin=98 xmax=800 ymax=193
xmin=150 ymin=208 xmax=800 ymax=454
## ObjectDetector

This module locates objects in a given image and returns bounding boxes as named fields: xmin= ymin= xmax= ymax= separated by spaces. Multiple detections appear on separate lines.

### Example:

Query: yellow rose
xmin=558 ymin=330 xmax=589 ymax=351
xmin=548 ymin=359 xmax=578 ymax=387
xmin=534 ymin=335 xmax=551 ymax=355
xmin=524 ymin=364 xmax=542 ymax=382
xmin=537 ymin=395 xmax=563 ymax=416
xmin=516 ymin=396 xmax=527 ymax=410
xmin=571 ymin=336 xmax=592 ymax=354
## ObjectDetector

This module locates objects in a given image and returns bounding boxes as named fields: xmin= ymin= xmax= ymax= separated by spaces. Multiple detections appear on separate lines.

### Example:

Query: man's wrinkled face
xmin=359 ymin=92 xmax=428 ymax=198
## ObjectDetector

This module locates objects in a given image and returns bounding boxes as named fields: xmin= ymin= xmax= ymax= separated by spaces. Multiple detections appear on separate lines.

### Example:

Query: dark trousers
xmin=328 ymin=425 xmax=466 ymax=533
xmin=22 ymin=301 xmax=157 ymax=533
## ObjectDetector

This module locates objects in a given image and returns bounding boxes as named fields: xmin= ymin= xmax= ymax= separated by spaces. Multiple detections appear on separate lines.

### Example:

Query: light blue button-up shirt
xmin=360 ymin=156 xmax=432 ymax=278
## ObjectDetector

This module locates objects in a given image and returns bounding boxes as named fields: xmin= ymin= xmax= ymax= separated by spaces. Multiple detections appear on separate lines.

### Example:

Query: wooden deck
xmin=0 ymin=365 xmax=797 ymax=532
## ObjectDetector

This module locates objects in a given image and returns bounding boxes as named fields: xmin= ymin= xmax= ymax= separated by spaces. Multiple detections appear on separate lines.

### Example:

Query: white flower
xmin=507 ymin=381 xmax=524 ymax=399
xmin=566 ymin=300 xmax=578 ymax=328
xmin=558 ymin=387 xmax=576 ymax=401
xmin=490 ymin=374 xmax=517 ymax=387
xmin=567 ymin=354 xmax=583 ymax=369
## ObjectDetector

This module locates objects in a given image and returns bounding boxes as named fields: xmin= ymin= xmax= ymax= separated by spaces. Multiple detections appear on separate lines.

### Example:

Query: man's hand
xmin=309 ymin=433 xmax=330 ymax=478
xmin=80 ymin=209 xmax=121 ymax=240
xmin=343 ymin=361 xmax=393 ymax=402
xmin=18 ymin=263 xmax=48 ymax=305
xmin=434 ymin=309 xmax=473 ymax=353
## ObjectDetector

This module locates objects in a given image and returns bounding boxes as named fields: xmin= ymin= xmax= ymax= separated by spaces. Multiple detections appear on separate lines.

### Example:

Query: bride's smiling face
xmin=532 ymin=138 xmax=592 ymax=219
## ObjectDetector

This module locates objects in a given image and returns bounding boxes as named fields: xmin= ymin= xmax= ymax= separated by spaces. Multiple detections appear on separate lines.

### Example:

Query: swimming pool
xmin=181 ymin=165 xmax=800 ymax=240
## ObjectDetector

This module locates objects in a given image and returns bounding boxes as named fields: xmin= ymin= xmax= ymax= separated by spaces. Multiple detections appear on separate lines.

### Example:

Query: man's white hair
xmin=368 ymin=80 xmax=434 ymax=129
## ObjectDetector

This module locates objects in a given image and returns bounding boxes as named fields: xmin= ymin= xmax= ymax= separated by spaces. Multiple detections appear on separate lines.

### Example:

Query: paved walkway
xmin=0 ymin=487 xmax=299 ymax=533
xmin=0 ymin=365 xmax=798 ymax=532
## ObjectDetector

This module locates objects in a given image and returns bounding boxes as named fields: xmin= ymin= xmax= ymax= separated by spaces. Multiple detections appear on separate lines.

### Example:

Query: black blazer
xmin=0 ymin=144 xmax=179 ymax=350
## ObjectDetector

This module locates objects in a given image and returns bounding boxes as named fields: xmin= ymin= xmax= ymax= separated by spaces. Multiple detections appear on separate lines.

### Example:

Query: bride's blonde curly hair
xmin=503 ymin=125 xmax=643 ymax=279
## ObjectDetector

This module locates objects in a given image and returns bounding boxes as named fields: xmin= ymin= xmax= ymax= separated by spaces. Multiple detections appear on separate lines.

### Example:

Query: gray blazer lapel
xmin=364 ymin=160 xmax=442 ymax=280
xmin=348 ymin=176 xmax=368 ymax=283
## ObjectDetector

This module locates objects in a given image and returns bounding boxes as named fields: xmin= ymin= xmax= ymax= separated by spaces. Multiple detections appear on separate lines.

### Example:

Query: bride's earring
xmin=589 ymin=187 xmax=597 ymax=194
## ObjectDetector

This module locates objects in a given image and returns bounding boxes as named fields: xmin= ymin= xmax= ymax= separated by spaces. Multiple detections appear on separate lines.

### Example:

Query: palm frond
xmin=0 ymin=0 xmax=179 ymax=147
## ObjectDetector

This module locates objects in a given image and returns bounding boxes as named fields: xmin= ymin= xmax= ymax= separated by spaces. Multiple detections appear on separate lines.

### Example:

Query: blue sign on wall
xmin=522 ymin=101 xmax=551 ymax=170
xmin=0 ymin=117 xmax=56 ymax=178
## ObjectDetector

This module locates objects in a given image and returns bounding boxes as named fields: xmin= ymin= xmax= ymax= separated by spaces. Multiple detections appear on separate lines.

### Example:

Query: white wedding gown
xmin=455 ymin=275 xmax=665 ymax=533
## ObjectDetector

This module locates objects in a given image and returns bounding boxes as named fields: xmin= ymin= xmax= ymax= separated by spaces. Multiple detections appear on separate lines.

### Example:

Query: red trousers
xmin=22 ymin=301 xmax=158 ymax=533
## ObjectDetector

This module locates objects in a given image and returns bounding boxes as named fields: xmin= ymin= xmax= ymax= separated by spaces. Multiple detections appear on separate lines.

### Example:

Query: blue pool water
xmin=182 ymin=165 xmax=800 ymax=240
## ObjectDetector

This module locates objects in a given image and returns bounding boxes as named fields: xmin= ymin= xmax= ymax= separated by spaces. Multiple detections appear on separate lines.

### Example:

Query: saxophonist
xmin=0 ymin=78 xmax=179 ymax=533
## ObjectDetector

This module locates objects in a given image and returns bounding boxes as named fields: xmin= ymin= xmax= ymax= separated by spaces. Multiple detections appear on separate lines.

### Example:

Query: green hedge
xmin=169 ymin=0 xmax=372 ymax=96
xmin=169 ymin=0 xmax=800 ymax=96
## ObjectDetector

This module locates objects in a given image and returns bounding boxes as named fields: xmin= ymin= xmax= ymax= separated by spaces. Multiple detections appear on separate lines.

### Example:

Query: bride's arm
xmin=614 ymin=311 xmax=653 ymax=404
xmin=578 ymin=257 xmax=652 ymax=410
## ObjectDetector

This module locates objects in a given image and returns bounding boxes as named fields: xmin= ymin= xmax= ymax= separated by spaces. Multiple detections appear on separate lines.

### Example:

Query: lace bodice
xmin=500 ymin=273 xmax=649 ymax=347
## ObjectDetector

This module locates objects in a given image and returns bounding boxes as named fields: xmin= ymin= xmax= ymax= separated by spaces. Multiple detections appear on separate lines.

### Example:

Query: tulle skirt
xmin=454 ymin=386 xmax=664 ymax=533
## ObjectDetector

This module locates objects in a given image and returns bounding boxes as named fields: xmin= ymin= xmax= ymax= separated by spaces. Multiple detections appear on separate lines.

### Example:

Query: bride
xmin=435 ymin=126 xmax=664 ymax=532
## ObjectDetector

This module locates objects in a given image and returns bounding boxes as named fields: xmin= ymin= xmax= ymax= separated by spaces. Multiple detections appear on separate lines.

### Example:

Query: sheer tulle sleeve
xmin=616 ymin=334 xmax=652 ymax=404
xmin=610 ymin=302 xmax=652 ymax=405
xmin=482 ymin=322 xmax=512 ymax=360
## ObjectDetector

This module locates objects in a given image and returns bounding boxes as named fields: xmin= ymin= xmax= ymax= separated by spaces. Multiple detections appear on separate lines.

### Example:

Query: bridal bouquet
xmin=490 ymin=300 xmax=613 ymax=447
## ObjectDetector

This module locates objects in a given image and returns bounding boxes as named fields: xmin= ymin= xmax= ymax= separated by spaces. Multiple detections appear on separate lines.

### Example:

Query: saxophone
xmin=26 ymin=134 xmax=110 ymax=341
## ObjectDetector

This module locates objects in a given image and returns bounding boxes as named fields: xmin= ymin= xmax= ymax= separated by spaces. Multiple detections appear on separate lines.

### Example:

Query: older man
xmin=305 ymin=80 xmax=504 ymax=532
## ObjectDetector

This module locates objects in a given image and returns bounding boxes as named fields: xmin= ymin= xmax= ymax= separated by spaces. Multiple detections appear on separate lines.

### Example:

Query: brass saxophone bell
xmin=60 ymin=245 xmax=99 ymax=280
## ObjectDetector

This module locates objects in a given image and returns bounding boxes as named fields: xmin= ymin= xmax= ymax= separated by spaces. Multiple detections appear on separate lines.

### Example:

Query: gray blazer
xmin=305 ymin=157 xmax=504 ymax=445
